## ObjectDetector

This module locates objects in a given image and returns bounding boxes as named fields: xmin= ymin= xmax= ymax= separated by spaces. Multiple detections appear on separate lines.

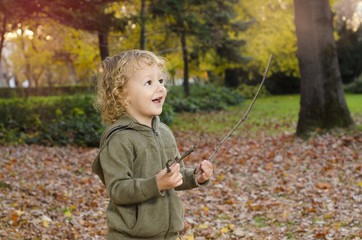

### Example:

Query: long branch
xmin=207 ymin=54 xmax=273 ymax=162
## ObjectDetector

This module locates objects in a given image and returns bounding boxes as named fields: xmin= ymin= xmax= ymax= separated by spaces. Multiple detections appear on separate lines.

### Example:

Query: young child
xmin=92 ymin=49 xmax=213 ymax=240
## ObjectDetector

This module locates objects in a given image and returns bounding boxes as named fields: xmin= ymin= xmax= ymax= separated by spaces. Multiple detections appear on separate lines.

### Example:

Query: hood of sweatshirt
xmin=92 ymin=113 xmax=160 ymax=184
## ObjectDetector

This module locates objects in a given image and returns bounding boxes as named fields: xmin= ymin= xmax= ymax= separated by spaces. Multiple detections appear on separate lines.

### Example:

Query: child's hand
xmin=156 ymin=163 xmax=183 ymax=191
xmin=196 ymin=160 xmax=213 ymax=184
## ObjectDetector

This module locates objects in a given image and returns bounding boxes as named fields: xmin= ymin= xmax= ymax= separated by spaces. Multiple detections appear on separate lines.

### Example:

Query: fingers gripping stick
xmin=166 ymin=137 xmax=203 ymax=173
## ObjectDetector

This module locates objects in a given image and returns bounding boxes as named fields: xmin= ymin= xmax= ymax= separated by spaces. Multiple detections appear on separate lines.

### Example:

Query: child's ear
xmin=122 ymin=96 xmax=130 ymax=106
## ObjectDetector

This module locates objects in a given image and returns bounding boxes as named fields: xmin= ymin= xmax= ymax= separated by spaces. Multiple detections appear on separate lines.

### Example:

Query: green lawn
xmin=170 ymin=94 xmax=362 ymax=135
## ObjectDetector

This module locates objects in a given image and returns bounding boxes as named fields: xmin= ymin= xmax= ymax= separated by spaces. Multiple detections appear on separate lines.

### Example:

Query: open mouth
xmin=152 ymin=96 xmax=163 ymax=104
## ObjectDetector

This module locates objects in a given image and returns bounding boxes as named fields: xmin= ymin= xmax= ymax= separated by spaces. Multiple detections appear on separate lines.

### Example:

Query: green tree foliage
xmin=150 ymin=0 xmax=251 ymax=94
xmin=2 ymin=0 xmax=360 ymax=95
xmin=195 ymin=0 xmax=251 ymax=87
xmin=150 ymin=0 xmax=206 ymax=95
xmin=236 ymin=0 xmax=299 ymax=78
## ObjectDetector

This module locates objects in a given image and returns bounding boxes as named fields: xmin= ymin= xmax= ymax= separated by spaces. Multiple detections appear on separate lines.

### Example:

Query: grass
xmin=170 ymin=94 xmax=362 ymax=135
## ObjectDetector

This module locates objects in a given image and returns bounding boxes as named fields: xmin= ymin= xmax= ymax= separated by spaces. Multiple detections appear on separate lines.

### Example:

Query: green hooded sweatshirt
xmin=92 ymin=113 xmax=204 ymax=240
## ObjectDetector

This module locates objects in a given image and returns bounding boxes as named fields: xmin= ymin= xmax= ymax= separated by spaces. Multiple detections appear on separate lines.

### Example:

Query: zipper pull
xmin=152 ymin=128 xmax=159 ymax=136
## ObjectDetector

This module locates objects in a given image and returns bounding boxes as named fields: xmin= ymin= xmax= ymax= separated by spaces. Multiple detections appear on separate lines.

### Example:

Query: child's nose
xmin=156 ymin=83 xmax=165 ymax=92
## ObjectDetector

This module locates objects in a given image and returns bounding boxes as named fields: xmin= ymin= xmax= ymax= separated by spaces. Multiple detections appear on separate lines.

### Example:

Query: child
xmin=92 ymin=49 xmax=213 ymax=240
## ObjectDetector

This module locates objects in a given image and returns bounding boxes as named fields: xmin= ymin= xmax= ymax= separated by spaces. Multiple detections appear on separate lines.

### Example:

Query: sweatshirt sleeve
xmin=100 ymin=133 xmax=164 ymax=205
xmin=175 ymin=161 xmax=198 ymax=190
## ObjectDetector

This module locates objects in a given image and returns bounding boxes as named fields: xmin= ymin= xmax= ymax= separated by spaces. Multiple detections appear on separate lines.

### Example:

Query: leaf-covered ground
xmin=1 ymin=127 xmax=360 ymax=239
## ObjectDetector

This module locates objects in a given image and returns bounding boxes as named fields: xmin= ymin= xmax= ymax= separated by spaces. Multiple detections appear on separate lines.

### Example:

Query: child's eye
xmin=145 ymin=80 xmax=152 ymax=86
xmin=159 ymin=79 xmax=164 ymax=85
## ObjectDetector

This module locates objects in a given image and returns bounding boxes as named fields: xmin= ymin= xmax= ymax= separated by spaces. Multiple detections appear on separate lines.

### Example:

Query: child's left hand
xmin=196 ymin=160 xmax=213 ymax=184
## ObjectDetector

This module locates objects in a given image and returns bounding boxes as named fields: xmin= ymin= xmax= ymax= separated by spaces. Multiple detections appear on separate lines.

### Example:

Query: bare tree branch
xmin=166 ymin=54 xmax=272 ymax=173
xmin=166 ymin=137 xmax=203 ymax=172
xmin=207 ymin=54 xmax=273 ymax=162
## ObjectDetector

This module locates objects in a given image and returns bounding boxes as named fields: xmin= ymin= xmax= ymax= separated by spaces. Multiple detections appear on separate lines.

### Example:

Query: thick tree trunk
xmin=98 ymin=31 xmax=109 ymax=61
xmin=294 ymin=0 xmax=354 ymax=136
xmin=181 ymin=29 xmax=190 ymax=96
xmin=140 ymin=0 xmax=146 ymax=50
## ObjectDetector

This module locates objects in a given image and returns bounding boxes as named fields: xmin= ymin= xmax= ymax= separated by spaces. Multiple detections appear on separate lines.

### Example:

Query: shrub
xmin=0 ymin=95 xmax=103 ymax=147
xmin=166 ymin=83 xmax=244 ymax=112
xmin=236 ymin=84 xmax=269 ymax=99
xmin=264 ymin=72 xmax=300 ymax=94
xmin=0 ymin=85 xmax=92 ymax=98
xmin=0 ymin=84 xmax=243 ymax=147
xmin=344 ymin=74 xmax=362 ymax=94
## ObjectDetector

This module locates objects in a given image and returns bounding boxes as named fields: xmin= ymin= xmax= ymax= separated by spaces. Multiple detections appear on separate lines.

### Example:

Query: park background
xmin=0 ymin=0 xmax=361 ymax=239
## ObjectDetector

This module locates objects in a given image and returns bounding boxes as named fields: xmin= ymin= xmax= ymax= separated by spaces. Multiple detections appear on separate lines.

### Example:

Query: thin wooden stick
xmin=177 ymin=137 xmax=203 ymax=163
xmin=166 ymin=137 xmax=203 ymax=172
xmin=207 ymin=54 xmax=273 ymax=162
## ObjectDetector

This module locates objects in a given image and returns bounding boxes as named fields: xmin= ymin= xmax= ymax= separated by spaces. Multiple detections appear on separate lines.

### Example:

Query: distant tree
xmin=0 ymin=2 xmax=8 ymax=86
xmin=200 ymin=0 xmax=250 ymax=87
xmin=0 ymin=0 xmax=28 ymax=86
xmin=8 ymin=23 xmax=52 ymax=88
xmin=151 ymin=0 xmax=206 ymax=95
xmin=7 ymin=19 xmax=99 ymax=87
xmin=151 ymin=0 xmax=250 ymax=94
xmin=294 ymin=0 xmax=354 ymax=136
xmin=5 ymin=0 xmax=126 ymax=61
xmin=46 ymin=0 xmax=127 ymax=61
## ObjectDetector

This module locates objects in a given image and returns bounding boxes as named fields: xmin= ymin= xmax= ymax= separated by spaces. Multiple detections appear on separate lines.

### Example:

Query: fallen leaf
xmin=220 ymin=227 xmax=229 ymax=233
xmin=198 ymin=223 xmax=208 ymax=229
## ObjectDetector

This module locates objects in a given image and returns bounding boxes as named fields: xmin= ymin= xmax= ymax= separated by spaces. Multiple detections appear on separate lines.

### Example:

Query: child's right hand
xmin=156 ymin=163 xmax=183 ymax=191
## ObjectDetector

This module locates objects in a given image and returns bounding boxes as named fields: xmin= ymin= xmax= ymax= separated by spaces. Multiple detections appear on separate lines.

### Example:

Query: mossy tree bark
xmin=294 ymin=0 xmax=354 ymax=136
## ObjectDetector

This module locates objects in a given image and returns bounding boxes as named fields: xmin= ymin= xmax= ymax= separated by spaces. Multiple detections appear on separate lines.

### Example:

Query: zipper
xmin=152 ymin=125 xmax=171 ymax=239
xmin=152 ymin=127 xmax=159 ymax=136
xmin=152 ymin=126 xmax=171 ymax=239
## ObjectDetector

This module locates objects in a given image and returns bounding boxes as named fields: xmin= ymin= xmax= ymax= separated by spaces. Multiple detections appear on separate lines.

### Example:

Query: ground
xmin=0 ymin=128 xmax=361 ymax=239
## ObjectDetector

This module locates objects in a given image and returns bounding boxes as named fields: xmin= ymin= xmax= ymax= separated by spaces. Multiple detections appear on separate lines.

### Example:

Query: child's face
xmin=124 ymin=63 xmax=167 ymax=126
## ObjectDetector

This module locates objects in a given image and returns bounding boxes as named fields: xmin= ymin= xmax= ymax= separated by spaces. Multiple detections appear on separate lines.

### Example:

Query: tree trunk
xmin=224 ymin=68 xmax=240 ymax=88
xmin=67 ymin=61 xmax=77 ymax=84
xmin=140 ymin=0 xmax=146 ymax=50
xmin=98 ymin=31 xmax=109 ymax=61
xmin=181 ymin=29 xmax=190 ymax=96
xmin=0 ymin=11 xmax=7 ymax=87
xmin=24 ymin=62 xmax=32 ymax=88
xmin=294 ymin=0 xmax=354 ymax=136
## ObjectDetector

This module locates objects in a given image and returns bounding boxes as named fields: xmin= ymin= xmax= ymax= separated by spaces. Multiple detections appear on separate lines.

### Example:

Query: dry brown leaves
xmin=0 ymin=130 xmax=361 ymax=239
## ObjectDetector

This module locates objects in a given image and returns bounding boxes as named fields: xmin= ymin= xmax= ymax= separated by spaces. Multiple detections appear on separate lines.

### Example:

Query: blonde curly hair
xmin=95 ymin=49 xmax=169 ymax=125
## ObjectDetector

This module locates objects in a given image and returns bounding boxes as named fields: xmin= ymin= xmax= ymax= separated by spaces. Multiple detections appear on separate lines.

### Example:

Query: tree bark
xmin=294 ymin=0 xmax=354 ymax=136
xmin=98 ymin=31 xmax=109 ymax=61
xmin=181 ymin=29 xmax=190 ymax=96
xmin=224 ymin=68 xmax=240 ymax=87
xmin=140 ymin=0 xmax=146 ymax=50
xmin=0 ymin=11 xmax=7 ymax=87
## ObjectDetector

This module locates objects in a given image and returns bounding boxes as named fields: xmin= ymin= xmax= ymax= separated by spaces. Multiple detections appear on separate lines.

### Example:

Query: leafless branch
xmin=207 ymin=54 xmax=273 ymax=162
xmin=166 ymin=137 xmax=203 ymax=172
